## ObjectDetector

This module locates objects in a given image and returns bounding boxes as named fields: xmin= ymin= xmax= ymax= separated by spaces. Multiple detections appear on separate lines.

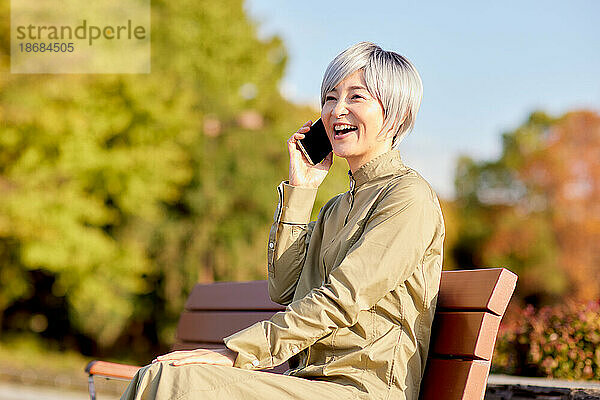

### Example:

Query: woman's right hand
xmin=287 ymin=120 xmax=333 ymax=188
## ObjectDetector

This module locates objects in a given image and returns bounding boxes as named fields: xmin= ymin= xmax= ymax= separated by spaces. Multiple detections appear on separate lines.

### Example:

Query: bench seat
xmin=86 ymin=267 xmax=517 ymax=400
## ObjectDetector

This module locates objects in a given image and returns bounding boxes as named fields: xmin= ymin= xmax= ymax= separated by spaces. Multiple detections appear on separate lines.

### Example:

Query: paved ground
xmin=488 ymin=374 xmax=600 ymax=389
xmin=2 ymin=374 xmax=599 ymax=399
xmin=0 ymin=381 xmax=121 ymax=400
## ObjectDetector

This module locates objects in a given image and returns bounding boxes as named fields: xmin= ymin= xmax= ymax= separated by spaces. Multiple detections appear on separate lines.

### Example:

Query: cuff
xmin=277 ymin=181 xmax=318 ymax=224
xmin=223 ymin=321 xmax=273 ymax=370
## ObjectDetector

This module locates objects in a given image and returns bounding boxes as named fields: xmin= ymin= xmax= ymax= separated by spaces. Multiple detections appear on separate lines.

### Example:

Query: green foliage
xmin=452 ymin=111 xmax=565 ymax=303
xmin=0 ymin=75 xmax=187 ymax=346
xmin=0 ymin=0 xmax=322 ymax=357
xmin=454 ymin=110 xmax=600 ymax=304
xmin=493 ymin=301 xmax=600 ymax=380
xmin=454 ymin=111 xmax=556 ymax=208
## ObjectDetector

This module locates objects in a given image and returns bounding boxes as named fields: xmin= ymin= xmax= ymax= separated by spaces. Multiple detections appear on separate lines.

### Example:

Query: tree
xmin=0 ymin=0 xmax=320 ymax=357
xmin=518 ymin=111 xmax=600 ymax=299
xmin=453 ymin=110 xmax=600 ymax=304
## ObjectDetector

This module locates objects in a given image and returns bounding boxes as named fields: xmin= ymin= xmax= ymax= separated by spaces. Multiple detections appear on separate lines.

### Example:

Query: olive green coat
xmin=224 ymin=149 xmax=445 ymax=400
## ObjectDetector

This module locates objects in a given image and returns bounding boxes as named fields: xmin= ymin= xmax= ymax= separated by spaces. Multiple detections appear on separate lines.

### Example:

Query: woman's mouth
xmin=333 ymin=124 xmax=358 ymax=139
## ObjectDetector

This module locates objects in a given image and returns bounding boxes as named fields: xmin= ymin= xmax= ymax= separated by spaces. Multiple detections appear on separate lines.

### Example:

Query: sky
xmin=244 ymin=0 xmax=600 ymax=199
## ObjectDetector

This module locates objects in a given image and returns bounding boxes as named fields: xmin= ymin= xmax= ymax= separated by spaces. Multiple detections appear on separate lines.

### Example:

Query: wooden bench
xmin=85 ymin=267 xmax=517 ymax=400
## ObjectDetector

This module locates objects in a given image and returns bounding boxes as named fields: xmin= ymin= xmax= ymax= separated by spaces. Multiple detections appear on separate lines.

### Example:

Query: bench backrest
xmin=174 ymin=268 xmax=517 ymax=399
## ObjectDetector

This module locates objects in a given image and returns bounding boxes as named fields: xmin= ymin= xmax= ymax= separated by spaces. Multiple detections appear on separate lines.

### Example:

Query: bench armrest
xmin=85 ymin=360 xmax=142 ymax=380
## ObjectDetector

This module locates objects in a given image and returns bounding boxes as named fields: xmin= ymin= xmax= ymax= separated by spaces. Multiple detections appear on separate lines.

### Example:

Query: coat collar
xmin=348 ymin=149 xmax=407 ymax=189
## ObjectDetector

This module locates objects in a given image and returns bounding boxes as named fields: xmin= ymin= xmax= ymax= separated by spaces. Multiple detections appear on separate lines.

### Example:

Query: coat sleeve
xmin=224 ymin=179 xmax=443 ymax=370
xmin=266 ymin=181 xmax=318 ymax=305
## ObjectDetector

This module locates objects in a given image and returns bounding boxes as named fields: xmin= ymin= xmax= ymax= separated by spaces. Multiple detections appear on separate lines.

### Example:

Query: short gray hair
xmin=320 ymin=42 xmax=423 ymax=147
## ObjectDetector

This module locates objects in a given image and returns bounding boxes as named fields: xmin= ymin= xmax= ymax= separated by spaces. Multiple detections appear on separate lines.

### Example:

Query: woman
xmin=121 ymin=41 xmax=445 ymax=400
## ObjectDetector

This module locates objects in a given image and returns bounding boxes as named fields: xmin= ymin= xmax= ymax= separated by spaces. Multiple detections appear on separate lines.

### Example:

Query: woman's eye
xmin=325 ymin=95 xmax=336 ymax=101
xmin=352 ymin=94 xmax=364 ymax=100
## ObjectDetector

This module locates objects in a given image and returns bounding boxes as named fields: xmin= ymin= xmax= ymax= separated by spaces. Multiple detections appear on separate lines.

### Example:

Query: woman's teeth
xmin=334 ymin=124 xmax=358 ymax=136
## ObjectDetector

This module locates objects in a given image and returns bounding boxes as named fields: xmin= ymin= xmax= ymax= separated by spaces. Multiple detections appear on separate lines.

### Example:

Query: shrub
xmin=493 ymin=300 xmax=600 ymax=380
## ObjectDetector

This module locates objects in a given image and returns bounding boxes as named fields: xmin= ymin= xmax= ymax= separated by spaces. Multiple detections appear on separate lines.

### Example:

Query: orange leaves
xmin=519 ymin=111 xmax=600 ymax=300
xmin=456 ymin=110 xmax=600 ymax=302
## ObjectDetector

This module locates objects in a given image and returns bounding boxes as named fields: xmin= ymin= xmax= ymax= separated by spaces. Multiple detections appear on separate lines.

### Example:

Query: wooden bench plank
xmin=184 ymin=268 xmax=517 ymax=314
xmin=171 ymin=342 xmax=224 ymax=351
xmin=85 ymin=361 xmax=141 ymax=381
xmin=176 ymin=311 xmax=278 ymax=342
xmin=87 ymin=267 xmax=517 ymax=400
xmin=419 ymin=359 xmax=490 ymax=400
xmin=436 ymin=268 xmax=517 ymax=315
xmin=185 ymin=281 xmax=285 ymax=311
xmin=176 ymin=311 xmax=502 ymax=362
xmin=429 ymin=311 xmax=501 ymax=361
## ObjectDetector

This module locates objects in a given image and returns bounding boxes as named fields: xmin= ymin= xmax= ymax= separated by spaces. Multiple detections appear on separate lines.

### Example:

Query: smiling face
xmin=321 ymin=69 xmax=393 ymax=173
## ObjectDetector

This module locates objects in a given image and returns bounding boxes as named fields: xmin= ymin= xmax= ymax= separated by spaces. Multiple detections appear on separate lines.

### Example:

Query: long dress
xmin=121 ymin=149 xmax=445 ymax=400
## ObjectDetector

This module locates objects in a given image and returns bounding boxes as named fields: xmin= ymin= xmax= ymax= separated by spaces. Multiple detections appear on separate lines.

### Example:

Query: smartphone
xmin=297 ymin=118 xmax=332 ymax=165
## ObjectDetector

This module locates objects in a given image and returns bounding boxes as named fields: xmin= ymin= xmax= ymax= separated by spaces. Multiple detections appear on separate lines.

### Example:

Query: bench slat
xmin=176 ymin=311 xmax=278 ymax=342
xmin=436 ymin=268 xmax=517 ymax=315
xmin=430 ymin=311 xmax=501 ymax=361
xmin=85 ymin=361 xmax=141 ymax=381
xmin=184 ymin=268 xmax=517 ymax=314
xmin=87 ymin=267 xmax=516 ymax=400
xmin=171 ymin=342 xmax=224 ymax=351
xmin=176 ymin=311 xmax=501 ymax=361
xmin=419 ymin=359 xmax=490 ymax=400
xmin=185 ymin=281 xmax=285 ymax=311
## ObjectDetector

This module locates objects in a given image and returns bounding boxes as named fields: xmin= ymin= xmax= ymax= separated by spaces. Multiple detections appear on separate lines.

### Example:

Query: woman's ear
xmin=397 ymin=112 xmax=408 ymax=129
xmin=388 ymin=113 xmax=410 ymax=148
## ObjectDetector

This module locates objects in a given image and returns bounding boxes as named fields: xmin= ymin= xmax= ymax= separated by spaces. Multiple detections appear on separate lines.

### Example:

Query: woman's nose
xmin=332 ymin=99 xmax=348 ymax=118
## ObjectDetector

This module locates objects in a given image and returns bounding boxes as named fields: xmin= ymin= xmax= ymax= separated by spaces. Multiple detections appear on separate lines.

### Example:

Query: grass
xmin=0 ymin=334 xmax=131 ymax=394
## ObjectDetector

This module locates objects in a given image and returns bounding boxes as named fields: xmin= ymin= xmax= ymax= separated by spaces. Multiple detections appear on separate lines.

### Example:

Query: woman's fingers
xmin=287 ymin=133 xmax=306 ymax=160
xmin=290 ymin=121 xmax=312 ymax=140
xmin=171 ymin=352 xmax=230 ymax=367
xmin=320 ymin=151 xmax=333 ymax=168
xmin=288 ymin=130 xmax=307 ymax=144
xmin=151 ymin=348 xmax=235 ymax=367
xmin=287 ymin=119 xmax=331 ymax=188
xmin=152 ymin=349 xmax=237 ymax=366
xmin=154 ymin=350 xmax=187 ymax=361
xmin=287 ymin=120 xmax=313 ymax=147
xmin=170 ymin=349 xmax=211 ymax=365
xmin=152 ymin=350 xmax=194 ymax=363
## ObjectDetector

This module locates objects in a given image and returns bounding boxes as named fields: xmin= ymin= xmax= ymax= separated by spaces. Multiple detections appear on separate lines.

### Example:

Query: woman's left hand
xmin=151 ymin=347 xmax=237 ymax=367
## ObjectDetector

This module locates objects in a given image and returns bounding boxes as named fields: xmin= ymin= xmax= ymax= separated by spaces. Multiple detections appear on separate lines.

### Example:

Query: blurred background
xmin=0 ymin=0 xmax=599 ymax=396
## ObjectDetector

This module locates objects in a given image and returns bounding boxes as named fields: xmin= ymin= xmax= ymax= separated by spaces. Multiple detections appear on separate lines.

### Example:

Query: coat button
xmin=269 ymin=242 xmax=274 ymax=249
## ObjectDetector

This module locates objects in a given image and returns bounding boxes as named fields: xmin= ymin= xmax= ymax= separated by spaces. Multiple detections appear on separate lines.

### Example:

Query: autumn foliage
xmin=454 ymin=110 xmax=600 ymax=304
xmin=455 ymin=110 xmax=600 ymax=379
xmin=519 ymin=111 xmax=600 ymax=300
xmin=493 ymin=301 xmax=600 ymax=380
